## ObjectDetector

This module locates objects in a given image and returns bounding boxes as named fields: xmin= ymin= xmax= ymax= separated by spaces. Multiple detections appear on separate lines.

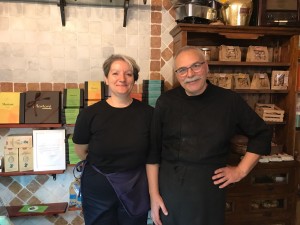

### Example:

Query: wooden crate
xmin=255 ymin=103 xmax=284 ymax=122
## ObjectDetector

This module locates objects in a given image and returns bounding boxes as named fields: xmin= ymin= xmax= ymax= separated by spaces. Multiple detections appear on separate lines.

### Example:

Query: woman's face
xmin=105 ymin=60 xmax=135 ymax=97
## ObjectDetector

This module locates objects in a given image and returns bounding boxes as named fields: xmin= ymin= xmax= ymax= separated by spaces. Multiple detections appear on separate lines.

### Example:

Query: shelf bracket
xmin=52 ymin=174 xmax=57 ymax=181
xmin=123 ymin=0 xmax=129 ymax=27
xmin=57 ymin=0 xmax=66 ymax=26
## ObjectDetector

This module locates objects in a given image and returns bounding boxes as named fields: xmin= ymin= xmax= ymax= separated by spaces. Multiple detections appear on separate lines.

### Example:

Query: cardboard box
xmin=84 ymin=81 xmax=105 ymax=100
xmin=246 ymin=46 xmax=269 ymax=62
xmin=25 ymin=91 xmax=61 ymax=124
xmin=219 ymin=45 xmax=241 ymax=62
xmin=217 ymin=73 xmax=233 ymax=89
xmin=4 ymin=147 xmax=19 ymax=172
xmin=0 ymin=92 xmax=25 ymax=124
xmin=63 ymin=89 xmax=84 ymax=108
xmin=19 ymin=147 xmax=33 ymax=172
xmin=250 ymin=73 xmax=270 ymax=90
xmin=234 ymin=73 xmax=251 ymax=89
xmin=5 ymin=135 xmax=32 ymax=148
xmin=271 ymin=70 xmax=289 ymax=90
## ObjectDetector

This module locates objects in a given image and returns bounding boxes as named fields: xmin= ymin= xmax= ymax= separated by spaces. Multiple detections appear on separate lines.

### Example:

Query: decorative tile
xmin=8 ymin=181 xmax=22 ymax=194
xmin=9 ymin=196 xmax=23 ymax=206
xmin=26 ymin=180 xmax=41 ymax=194
xmin=0 ymin=176 xmax=13 ymax=187
xmin=18 ymin=188 xmax=32 ymax=202
xmin=35 ymin=174 xmax=50 ymax=185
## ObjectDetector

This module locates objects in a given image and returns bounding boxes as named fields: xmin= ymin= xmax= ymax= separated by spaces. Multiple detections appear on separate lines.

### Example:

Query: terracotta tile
xmin=168 ymin=42 xmax=174 ymax=52
xmin=0 ymin=82 xmax=13 ymax=92
xmin=66 ymin=83 xmax=79 ymax=89
xmin=169 ymin=7 xmax=176 ymax=19
xmin=54 ymin=216 xmax=68 ymax=225
xmin=8 ymin=181 xmax=23 ymax=194
xmin=0 ymin=176 xmax=13 ymax=187
xmin=131 ymin=84 xmax=138 ymax=93
xmin=26 ymin=180 xmax=41 ymax=193
xmin=150 ymin=60 xmax=161 ymax=71
xmin=165 ymin=81 xmax=173 ymax=91
xmin=162 ymin=47 xmax=173 ymax=61
xmin=27 ymin=83 xmax=40 ymax=91
xmin=163 ymin=0 xmax=173 ymax=10
xmin=9 ymin=197 xmax=23 ymax=206
xmin=150 ymin=72 xmax=161 ymax=80
xmin=161 ymin=58 xmax=165 ymax=68
xmin=151 ymin=12 xmax=162 ymax=23
xmin=35 ymin=174 xmax=50 ymax=185
xmin=151 ymin=0 xmax=162 ymax=11
xmin=151 ymin=37 xmax=161 ymax=48
xmin=71 ymin=215 xmax=84 ymax=225
xmin=28 ymin=196 xmax=42 ymax=205
xmin=41 ymin=83 xmax=53 ymax=91
xmin=79 ymin=83 xmax=84 ymax=89
xmin=151 ymin=24 xmax=161 ymax=36
xmin=53 ymin=83 xmax=65 ymax=92
xmin=151 ymin=49 xmax=161 ymax=60
xmin=18 ymin=188 xmax=32 ymax=202
xmin=14 ymin=83 xmax=27 ymax=92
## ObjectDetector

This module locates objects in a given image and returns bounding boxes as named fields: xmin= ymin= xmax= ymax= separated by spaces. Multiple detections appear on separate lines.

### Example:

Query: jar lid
xmin=201 ymin=47 xmax=210 ymax=51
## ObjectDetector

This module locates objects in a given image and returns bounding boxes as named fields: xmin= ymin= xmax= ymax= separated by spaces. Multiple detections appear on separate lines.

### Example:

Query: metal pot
xmin=220 ymin=0 xmax=253 ymax=26
xmin=175 ymin=4 xmax=217 ymax=22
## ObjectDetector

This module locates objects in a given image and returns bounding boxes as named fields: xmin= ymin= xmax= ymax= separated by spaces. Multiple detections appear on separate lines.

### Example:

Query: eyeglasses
xmin=174 ymin=61 xmax=206 ymax=76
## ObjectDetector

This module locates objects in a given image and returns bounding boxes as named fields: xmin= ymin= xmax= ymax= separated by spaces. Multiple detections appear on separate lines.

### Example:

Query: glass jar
xmin=201 ymin=48 xmax=211 ymax=61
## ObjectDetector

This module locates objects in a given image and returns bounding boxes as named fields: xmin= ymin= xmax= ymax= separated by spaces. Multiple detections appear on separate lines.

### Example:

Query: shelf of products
xmin=170 ymin=23 xmax=300 ymax=225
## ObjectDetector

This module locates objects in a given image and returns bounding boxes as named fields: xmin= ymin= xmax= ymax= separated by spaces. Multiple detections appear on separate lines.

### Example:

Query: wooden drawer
xmin=225 ymin=194 xmax=296 ymax=222
xmin=227 ymin=162 xmax=297 ymax=195
xmin=225 ymin=218 xmax=292 ymax=225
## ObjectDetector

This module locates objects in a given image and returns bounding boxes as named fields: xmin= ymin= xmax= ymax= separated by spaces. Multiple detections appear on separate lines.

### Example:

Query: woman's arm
xmin=74 ymin=144 xmax=89 ymax=160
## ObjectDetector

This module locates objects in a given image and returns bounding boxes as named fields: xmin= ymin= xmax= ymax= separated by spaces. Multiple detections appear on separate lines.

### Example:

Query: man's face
xmin=175 ymin=49 xmax=208 ymax=96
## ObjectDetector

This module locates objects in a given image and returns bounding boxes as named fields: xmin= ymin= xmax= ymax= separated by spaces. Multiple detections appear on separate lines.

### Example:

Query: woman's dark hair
xmin=102 ymin=54 xmax=140 ymax=81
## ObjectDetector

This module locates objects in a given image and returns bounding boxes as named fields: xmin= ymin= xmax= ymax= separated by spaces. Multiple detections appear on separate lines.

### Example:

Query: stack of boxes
xmin=4 ymin=135 xmax=33 ymax=172
xmin=84 ymin=81 xmax=105 ymax=107
xmin=66 ymin=134 xmax=81 ymax=165
xmin=142 ymin=80 xmax=164 ymax=107
xmin=62 ymin=89 xmax=84 ymax=124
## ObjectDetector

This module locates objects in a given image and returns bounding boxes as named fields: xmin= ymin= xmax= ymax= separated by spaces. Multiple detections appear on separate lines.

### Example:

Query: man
xmin=146 ymin=46 xmax=272 ymax=225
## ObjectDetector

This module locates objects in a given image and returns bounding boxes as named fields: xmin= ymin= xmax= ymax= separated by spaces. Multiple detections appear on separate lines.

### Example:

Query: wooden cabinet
xmin=170 ymin=24 xmax=300 ymax=225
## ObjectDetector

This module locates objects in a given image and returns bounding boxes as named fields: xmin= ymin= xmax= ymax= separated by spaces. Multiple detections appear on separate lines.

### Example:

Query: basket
xmin=255 ymin=103 xmax=284 ymax=122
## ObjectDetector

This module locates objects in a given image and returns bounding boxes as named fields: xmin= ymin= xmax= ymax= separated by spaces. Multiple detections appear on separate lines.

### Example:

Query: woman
xmin=73 ymin=54 xmax=153 ymax=225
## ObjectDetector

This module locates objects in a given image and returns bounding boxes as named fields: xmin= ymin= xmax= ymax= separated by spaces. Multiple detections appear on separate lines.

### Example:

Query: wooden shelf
xmin=0 ymin=170 xmax=64 ymax=177
xmin=208 ymin=61 xmax=290 ymax=67
xmin=68 ymin=206 xmax=82 ymax=211
xmin=0 ymin=124 xmax=62 ymax=128
xmin=6 ymin=202 xmax=68 ymax=217
xmin=234 ymin=89 xmax=288 ymax=94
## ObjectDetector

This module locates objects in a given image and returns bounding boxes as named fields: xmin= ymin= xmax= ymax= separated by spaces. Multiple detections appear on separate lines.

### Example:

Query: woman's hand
xmin=150 ymin=194 xmax=168 ymax=225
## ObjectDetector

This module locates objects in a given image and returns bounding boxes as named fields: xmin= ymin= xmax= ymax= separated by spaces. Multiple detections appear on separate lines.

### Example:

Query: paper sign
xmin=33 ymin=129 xmax=66 ymax=171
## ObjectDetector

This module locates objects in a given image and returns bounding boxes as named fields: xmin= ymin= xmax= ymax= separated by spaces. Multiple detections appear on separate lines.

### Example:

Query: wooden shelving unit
xmin=170 ymin=23 xmax=300 ymax=225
